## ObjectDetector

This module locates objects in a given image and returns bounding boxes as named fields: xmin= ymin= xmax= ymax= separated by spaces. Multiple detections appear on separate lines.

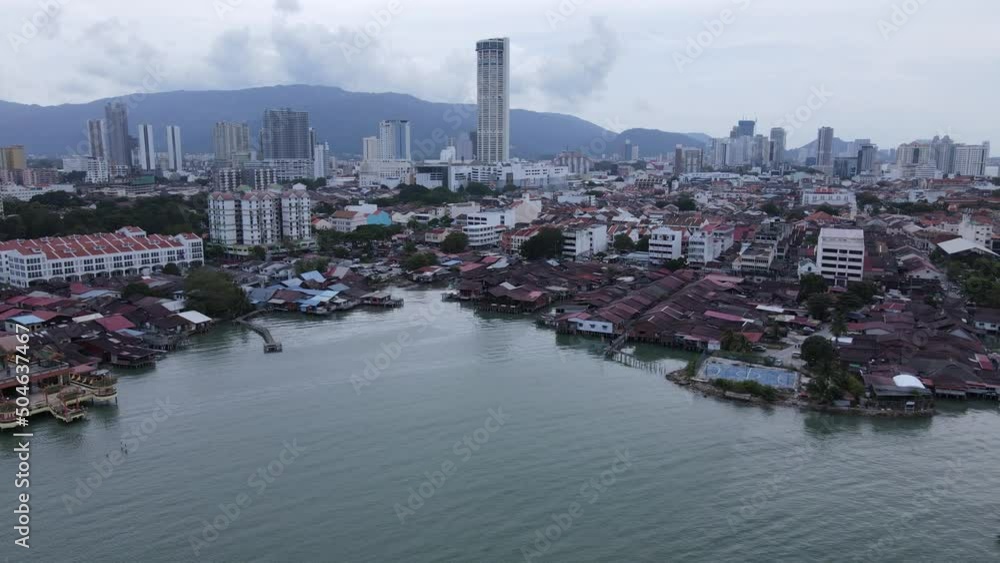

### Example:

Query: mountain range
xmin=0 ymin=85 xmax=710 ymax=161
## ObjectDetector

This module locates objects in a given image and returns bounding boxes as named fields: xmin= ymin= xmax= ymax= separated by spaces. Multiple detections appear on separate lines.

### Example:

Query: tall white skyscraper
xmin=952 ymin=143 xmax=990 ymax=177
xmin=165 ymin=126 xmax=182 ymax=172
xmin=476 ymin=37 xmax=510 ymax=163
xmin=137 ymin=124 xmax=156 ymax=172
xmin=377 ymin=120 xmax=411 ymax=161
xmin=87 ymin=119 xmax=109 ymax=161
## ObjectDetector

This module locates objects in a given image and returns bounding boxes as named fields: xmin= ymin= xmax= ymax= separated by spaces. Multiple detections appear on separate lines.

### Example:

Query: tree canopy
xmin=440 ymin=232 xmax=469 ymax=254
xmin=520 ymin=228 xmax=564 ymax=260
xmin=183 ymin=269 xmax=251 ymax=319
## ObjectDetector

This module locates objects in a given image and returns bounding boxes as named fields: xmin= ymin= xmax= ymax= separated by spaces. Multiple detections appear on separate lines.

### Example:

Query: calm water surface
xmin=2 ymin=287 xmax=999 ymax=562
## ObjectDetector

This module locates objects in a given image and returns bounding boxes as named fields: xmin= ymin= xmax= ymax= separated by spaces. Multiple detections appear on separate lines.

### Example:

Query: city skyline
xmin=0 ymin=0 xmax=997 ymax=149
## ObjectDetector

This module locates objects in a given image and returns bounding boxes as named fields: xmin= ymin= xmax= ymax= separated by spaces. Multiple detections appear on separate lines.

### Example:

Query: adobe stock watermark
xmin=519 ymin=448 xmax=634 ymax=562
xmin=7 ymin=0 xmax=72 ymax=53
xmin=773 ymin=85 xmax=834 ymax=140
xmin=339 ymin=0 xmax=404 ymax=63
xmin=213 ymin=0 xmax=244 ymax=19
xmin=185 ymin=439 xmax=307 ymax=557
xmin=61 ymin=397 xmax=180 ymax=514
xmin=394 ymin=407 xmax=510 ymax=524
xmin=878 ymin=0 xmax=930 ymax=41
xmin=545 ymin=0 xmax=588 ymax=30
xmin=673 ymin=0 xmax=753 ymax=73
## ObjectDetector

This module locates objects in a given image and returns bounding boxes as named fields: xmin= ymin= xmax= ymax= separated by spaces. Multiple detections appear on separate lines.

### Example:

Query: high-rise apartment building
xmin=362 ymin=136 xmax=379 ymax=161
xmin=0 ymin=146 xmax=27 ymax=171
xmin=952 ymin=143 xmax=990 ymax=177
xmin=137 ymin=124 xmax=156 ymax=172
xmin=260 ymin=108 xmax=311 ymax=160
xmin=476 ymin=37 xmax=510 ymax=163
xmin=674 ymin=145 xmax=704 ymax=174
xmin=213 ymin=121 xmax=251 ymax=164
xmin=858 ymin=143 xmax=877 ymax=174
xmin=377 ymin=120 xmax=411 ymax=161
xmin=736 ymin=120 xmax=756 ymax=138
xmin=769 ymin=127 xmax=786 ymax=166
xmin=165 ymin=126 xmax=182 ymax=172
xmin=816 ymin=127 xmax=835 ymax=168
xmin=87 ymin=119 xmax=109 ymax=161
xmin=817 ymin=228 xmax=865 ymax=286
xmin=208 ymin=189 xmax=312 ymax=248
xmin=104 ymin=101 xmax=131 ymax=167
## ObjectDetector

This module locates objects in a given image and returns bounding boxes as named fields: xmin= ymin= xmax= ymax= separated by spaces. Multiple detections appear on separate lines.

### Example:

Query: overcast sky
xmin=2 ymin=0 xmax=998 ymax=149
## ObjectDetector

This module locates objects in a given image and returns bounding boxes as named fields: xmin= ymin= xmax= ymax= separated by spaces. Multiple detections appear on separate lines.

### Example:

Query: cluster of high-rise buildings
xmin=708 ymin=120 xmax=788 ymax=171
xmin=895 ymin=136 xmax=990 ymax=179
xmin=69 ymin=101 xmax=185 ymax=182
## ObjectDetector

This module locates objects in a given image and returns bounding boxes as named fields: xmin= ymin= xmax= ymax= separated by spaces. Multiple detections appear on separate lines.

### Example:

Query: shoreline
xmin=663 ymin=369 xmax=937 ymax=418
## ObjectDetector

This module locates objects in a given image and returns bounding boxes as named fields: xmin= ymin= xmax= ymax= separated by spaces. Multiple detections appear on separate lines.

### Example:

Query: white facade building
xmin=0 ymin=228 xmax=203 ymax=287
xmin=463 ymin=209 xmax=514 ymax=247
xmin=817 ymin=228 xmax=865 ymax=285
xmin=648 ymin=227 xmax=684 ymax=262
xmin=562 ymin=224 xmax=608 ymax=259
xmin=209 ymin=189 xmax=312 ymax=248
xmin=801 ymin=188 xmax=858 ymax=218
xmin=359 ymin=160 xmax=413 ymax=189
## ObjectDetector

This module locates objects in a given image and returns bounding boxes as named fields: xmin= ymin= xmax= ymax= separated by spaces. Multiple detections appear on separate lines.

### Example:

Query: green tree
xmin=676 ymin=195 xmax=697 ymax=211
xmin=251 ymin=246 xmax=267 ymax=261
xmin=635 ymin=237 xmax=650 ymax=252
xmin=801 ymin=336 xmax=836 ymax=369
xmin=162 ymin=263 xmax=181 ymax=276
xmin=761 ymin=202 xmax=781 ymax=216
xmin=613 ymin=234 xmax=635 ymax=253
xmin=662 ymin=257 xmax=688 ymax=271
xmin=295 ymin=257 xmax=330 ymax=275
xmin=807 ymin=293 xmax=834 ymax=321
xmin=721 ymin=331 xmax=754 ymax=353
xmin=403 ymin=252 xmax=438 ymax=271
xmin=440 ymin=232 xmax=469 ymax=253
xmin=520 ymin=228 xmax=564 ymax=260
xmin=797 ymin=274 xmax=828 ymax=302
xmin=183 ymin=269 xmax=251 ymax=319
xmin=831 ymin=310 xmax=847 ymax=337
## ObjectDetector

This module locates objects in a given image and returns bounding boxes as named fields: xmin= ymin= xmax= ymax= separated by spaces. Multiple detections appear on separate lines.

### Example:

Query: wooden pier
xmin=607 ymin=350 xmax=673 ymax=376
xmin=235 ymin=312 xmax=283 ymax=353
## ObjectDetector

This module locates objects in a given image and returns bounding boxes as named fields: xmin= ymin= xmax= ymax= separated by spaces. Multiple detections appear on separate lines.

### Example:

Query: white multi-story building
xmin=817 ymin=228 xmax=865 ymax=285
xmin=732 ymin=244 xmax=776 ymax=276
xmin=0 ymin=184 xmax=75 ymax=201
xmin=468 ymin=162 xmax=570 ymax=189
xmin=330 ymin=210 xmax=368 ymax=233
xmin=952 ymin=143 xmax=990 ymax=177
xmin=209 ymin=189 xmax=312 ymax=249
xmin=377 ymin=120 xmax=411 ymax=161
xmin=362 ymin=136 xmax=379 ymax=161
xmin=463 ymin=209 xmax=514 ymax=247
xmin=562 ymin=224 xmax=608 ymax=260
xmin=359 ymin=159 xmax=413 ymax=189
xmin=313 ymin=144 xmax=328 ymax=179
xmin=801 ymin=187 xmax=858 ymax=218
xmin=648 ymin=227 xmax=684 ymax=262
xmin=0 ymin=227 xmax=203 ymax=287
xmin=687 ymin=225 xmax=734 ymax=266
xmin=263 ymin=158 xmax=314 ymax=181
xmin=281 ymin=189 xmax=312 ymax=242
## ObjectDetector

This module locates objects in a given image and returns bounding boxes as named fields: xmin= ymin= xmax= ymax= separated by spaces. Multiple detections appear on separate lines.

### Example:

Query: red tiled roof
xmin=95 ymin=315 xmax=136 ymax=332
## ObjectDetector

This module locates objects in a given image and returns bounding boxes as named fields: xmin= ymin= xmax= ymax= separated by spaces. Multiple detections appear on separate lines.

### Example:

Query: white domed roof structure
xmin=892 ymin=374 xmax=925 ymax=389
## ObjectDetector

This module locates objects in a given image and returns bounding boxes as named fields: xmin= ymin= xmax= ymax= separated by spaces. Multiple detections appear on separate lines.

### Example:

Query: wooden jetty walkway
xmin=235 ymin=311 xmax=282 ymax=353
xmin=607 ymin=349 xmax=673 ymax=376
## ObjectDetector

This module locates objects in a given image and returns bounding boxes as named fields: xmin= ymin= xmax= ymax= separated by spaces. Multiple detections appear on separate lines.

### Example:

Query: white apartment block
xmin=687 ymin=226 xmax=734 ymax=265
xmin=817 ymin=228 xmax=865 ymax=285
xmin=263 ymin=159 xmax=314 ymax=182
xmin=648 ymin=227 xmax=683 ymax=262
xmin=732 ymin=244 xmax=776 ymax=276
xmin=801 ymin=188 xmax=858 ymax=218
xmin=0 ymin=184 xmax=75 ymax=202
xmin=0 ymin=227 xmax=203 ymax=288
xmin=463 ymin=209 xmax=514 ymax=247
xmin=359 ymin=160 xmax=413 ymax=189
xmin=952 ymin=144 xmax=989 ymax=177
xmin=330 ymin=210 xmax=368 ymax=233
xmin=209 ymin=189 xmax=312 ymax=248
xmin=562 ymin=224 xmax=608 ymax=260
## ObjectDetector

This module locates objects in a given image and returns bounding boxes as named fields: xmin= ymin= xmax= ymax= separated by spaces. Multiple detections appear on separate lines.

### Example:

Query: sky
xmin=2 ymin=0 xmax=998 ymax=150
